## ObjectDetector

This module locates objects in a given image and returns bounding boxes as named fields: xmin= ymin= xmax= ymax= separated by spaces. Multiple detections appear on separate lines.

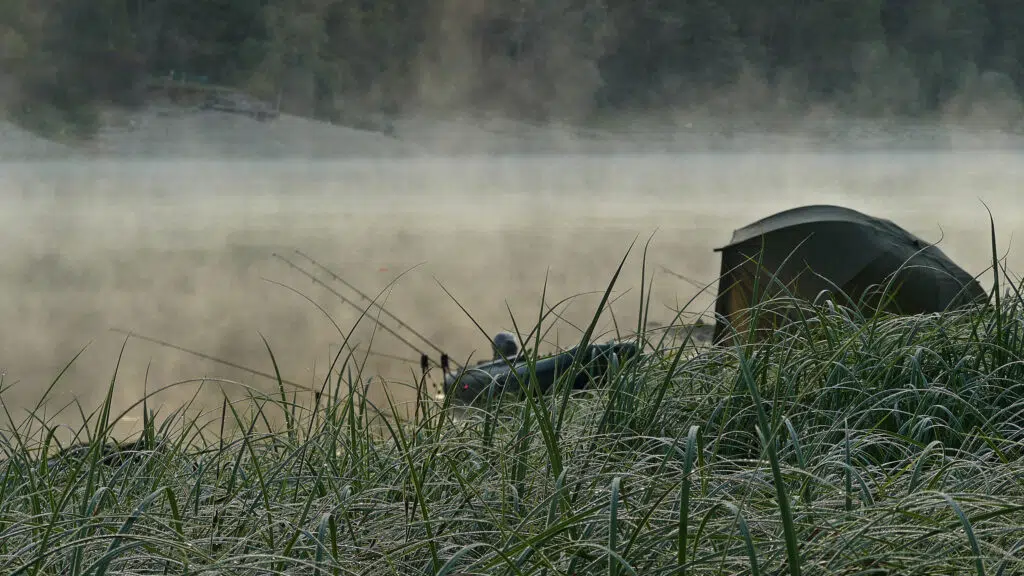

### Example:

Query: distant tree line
xmin=2 ymin=0 xmax=1022 ymax=137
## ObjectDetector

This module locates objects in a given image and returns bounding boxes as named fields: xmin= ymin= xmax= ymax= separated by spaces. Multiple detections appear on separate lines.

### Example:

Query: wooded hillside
xmin=3 ymin=0 xmax=1022 ymax=137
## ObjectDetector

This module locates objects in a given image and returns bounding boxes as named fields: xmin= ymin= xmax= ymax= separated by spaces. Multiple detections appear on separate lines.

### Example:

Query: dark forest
xmin=2 ymin=0 xmax=1022 ymax=136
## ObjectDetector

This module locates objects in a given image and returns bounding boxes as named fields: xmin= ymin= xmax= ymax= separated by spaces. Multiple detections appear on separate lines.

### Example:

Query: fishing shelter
xmin=711 ymin=205 xmax=988 ymax=343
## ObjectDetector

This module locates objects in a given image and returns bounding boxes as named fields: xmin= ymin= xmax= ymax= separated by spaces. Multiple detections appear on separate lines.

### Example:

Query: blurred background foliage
xmin=2 ymin=0 xmax=1022 ymax=137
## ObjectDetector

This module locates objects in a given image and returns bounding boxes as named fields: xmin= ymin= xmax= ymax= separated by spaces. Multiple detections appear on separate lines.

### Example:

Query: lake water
xmin=2 ymin=151 xmax=1022 ymax=433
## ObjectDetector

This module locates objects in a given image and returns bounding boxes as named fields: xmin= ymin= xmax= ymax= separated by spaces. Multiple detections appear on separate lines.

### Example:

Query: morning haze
xmin=2 ymin=0 xmax=1024 ymax=435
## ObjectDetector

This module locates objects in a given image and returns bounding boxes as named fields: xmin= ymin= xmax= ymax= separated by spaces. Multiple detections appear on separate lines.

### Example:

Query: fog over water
xmin=2 ymin=140 xmax=1023 ymax=435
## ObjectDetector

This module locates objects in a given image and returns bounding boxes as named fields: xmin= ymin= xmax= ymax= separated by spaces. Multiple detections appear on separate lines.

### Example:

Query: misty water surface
xmin=1 ymin=150 xmax=1022 ymax=434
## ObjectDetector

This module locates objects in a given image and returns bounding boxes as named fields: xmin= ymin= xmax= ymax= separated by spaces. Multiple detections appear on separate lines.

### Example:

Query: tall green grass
xmin=1 ymin=239 xmax=1023 ymax=575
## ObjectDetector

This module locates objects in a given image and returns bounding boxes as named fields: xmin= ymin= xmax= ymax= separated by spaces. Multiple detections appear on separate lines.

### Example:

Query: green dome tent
xmin=711 ymin=205 xmax=988 ymax=343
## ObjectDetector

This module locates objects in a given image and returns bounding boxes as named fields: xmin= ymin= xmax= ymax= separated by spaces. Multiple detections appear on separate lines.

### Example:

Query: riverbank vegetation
xmin=1 ymin=238 xmax=1022 ymax=574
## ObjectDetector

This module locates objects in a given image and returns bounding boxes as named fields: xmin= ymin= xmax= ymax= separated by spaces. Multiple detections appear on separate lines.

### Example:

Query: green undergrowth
xmin=1 ymin=238 xmax=1023 ymax=576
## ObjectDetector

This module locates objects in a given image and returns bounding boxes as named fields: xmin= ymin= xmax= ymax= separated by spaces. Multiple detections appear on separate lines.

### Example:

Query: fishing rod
xmin=293 ymin=251 xmax=649 ymax=382
xmin=110 ymin=327 xmax=431 ymax=403
xmin=443 ymin=337 xmax=643 ymax=404
xmin=293 ymin=249 xmax=450 ymax=359
xmin=109 ymin=328 xmax=306 ymax=390
xmin=272 ymin=253 xmax=459 ymax=372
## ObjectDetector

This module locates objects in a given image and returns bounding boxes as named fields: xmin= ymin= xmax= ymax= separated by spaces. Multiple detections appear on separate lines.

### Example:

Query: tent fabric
xmin=718 ymin=204 xmax=914 ymax=248
xmin=712 ymin=205 xmax=988 ymax=343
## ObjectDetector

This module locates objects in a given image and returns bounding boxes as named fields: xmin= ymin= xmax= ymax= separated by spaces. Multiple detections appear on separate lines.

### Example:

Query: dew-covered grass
xmin=2 ymin=231 xmax=1023 ymax=576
